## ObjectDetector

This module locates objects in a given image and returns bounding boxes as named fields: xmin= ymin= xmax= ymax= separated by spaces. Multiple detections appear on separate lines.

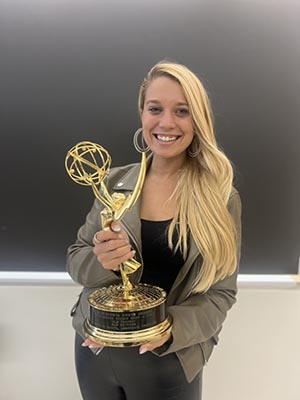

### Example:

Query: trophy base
xmin=84 ymin=316 xmax=172 ymax=347
xmin=83 ymin=283 xmax=172 ymax=347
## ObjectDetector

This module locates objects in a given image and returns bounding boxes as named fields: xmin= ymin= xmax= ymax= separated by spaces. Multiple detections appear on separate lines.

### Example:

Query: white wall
xmin=0 ymin=285 xmax=81 ymax=400
xmin=0 ymin=282 xmax=299 ymax=400
xmin=203 ymin=287 xmax=300 ymax=400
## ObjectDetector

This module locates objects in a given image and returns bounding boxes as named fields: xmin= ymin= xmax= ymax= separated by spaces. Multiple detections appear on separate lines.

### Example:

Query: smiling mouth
xmin=153 ymin=134 xmax=180 ymax=142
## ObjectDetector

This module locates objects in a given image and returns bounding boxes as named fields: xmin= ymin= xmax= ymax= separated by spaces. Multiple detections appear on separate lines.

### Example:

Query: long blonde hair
xmin=138 ymin=61 xmax=238 ymax=293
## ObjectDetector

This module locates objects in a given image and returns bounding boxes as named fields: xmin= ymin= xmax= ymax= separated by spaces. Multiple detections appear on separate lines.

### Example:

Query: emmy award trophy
xmin=65 ymin=141 xmax=172 ymax=347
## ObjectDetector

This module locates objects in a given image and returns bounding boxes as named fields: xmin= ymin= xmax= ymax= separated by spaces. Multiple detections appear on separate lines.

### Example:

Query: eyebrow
xmin=145 ymin=100 xmax=188 ymax=106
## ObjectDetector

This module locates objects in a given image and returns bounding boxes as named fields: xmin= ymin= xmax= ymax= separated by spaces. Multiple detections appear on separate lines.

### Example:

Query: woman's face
xmin=141 ymin=76 xmax=194 ymax=163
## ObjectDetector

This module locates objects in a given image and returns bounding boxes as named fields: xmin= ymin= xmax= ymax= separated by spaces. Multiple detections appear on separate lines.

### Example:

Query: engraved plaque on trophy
xmin=65 ymin=141 xmax=172 ymax=347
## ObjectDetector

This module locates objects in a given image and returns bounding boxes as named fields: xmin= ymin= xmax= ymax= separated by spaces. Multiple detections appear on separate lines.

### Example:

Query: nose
xmin=158 ymin=110 xmax=176 ymax=130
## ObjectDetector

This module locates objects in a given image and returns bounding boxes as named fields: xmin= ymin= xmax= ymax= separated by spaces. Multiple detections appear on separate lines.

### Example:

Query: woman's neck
xmin=148 ymin=155 xmax=186 ymax=180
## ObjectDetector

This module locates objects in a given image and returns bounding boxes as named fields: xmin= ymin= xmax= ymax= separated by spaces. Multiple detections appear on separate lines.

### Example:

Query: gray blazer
xmin=67 ymin=161 xmax=242 ymax=383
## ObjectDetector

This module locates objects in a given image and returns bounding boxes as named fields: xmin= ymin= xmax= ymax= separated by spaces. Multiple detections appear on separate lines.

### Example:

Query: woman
xmin=67 ymin=61 xmax=242 ymax=400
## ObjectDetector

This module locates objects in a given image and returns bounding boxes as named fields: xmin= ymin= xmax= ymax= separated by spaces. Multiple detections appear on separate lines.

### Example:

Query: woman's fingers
xmin=93 ymin=243 xmax=135 ymax=269
xmin=95 ymin=238 xmax=130 ymax=253
xmin=139 ymin=333 xmax=171 ymax=354
xmin=110 ymin=221 xmax=121 ymax=233
xmin=92 ymin=224 xmax=135 ymax=270
xmin=94 ymin=229 xmax=125 ymax=243
xmin=82 ymin=339 xmax=104 ymax=349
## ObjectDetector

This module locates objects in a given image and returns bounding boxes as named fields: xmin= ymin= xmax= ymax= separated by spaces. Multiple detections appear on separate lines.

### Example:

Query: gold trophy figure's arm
xmin=90 ymin=180 xmax=114 ymax=210
xmin=114 ymin=152 xmax=147 ymax=221
xmin=100 ymin=181 xmax=115 ymax=206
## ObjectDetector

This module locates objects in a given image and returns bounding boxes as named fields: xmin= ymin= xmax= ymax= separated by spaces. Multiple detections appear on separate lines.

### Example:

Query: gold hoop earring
xmin=187 ymin=136 xmax=201 ymax=158
xmin=133 ymin=128 xmax=150 ymax=153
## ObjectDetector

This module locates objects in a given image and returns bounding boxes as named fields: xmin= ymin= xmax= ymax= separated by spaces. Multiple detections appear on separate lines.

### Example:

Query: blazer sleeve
xmin=66 ymin=198 xmax=121 ymax=288
xmin=155 ymin=190 xmax=242 ymax=355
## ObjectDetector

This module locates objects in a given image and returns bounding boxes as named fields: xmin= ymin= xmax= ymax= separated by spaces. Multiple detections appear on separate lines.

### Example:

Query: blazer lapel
xmin=167 ymin=236 xmax=201 ymax=305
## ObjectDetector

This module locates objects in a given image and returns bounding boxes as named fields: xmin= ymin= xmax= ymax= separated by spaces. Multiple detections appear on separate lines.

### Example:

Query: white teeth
xmin=157 ymin=135 xmax=178 ymax=142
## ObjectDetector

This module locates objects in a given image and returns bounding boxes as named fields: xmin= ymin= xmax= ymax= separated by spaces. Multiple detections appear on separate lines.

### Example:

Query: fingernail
xmin=89 ymin=344 xmax=97 ymax=349
xmin=112 ymin=223 xmax=121 ymax=232
xmin=132 ymin=250 xmax=136 ymax=256
xmin=81 ymin=341 xmax=89 ymax=347
xmin=139 ymin=347 xmax=148 ymax=354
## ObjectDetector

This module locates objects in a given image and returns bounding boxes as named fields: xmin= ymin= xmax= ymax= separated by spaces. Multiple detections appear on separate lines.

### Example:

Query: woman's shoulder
xmin=227 ymin=187 xmax=242 ymax=224
xmin=229 ymin=186 xmax=240 ymax=199
xmin=109 ymin=162 xmax=139 ymax=176
xmin=227 ymin=187 xmax=242 ymax=228
xmin=228 ymin=187 xmax=241 ymax=209
xmin=105 ymin=162 xmax=141 ymax=189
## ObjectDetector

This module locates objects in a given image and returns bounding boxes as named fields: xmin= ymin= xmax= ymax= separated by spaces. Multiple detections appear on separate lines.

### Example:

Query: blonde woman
xmin=67 ymin=61 xmax=242 ymax=400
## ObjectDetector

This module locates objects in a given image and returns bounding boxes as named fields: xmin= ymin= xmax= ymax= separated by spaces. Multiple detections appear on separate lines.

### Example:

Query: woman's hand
xmin=93 ymin=222 xmax=135 ymax=271
xmin=139 ymin=333 xmax=171 ymax=354
xmin=82 ymin=338 xmax=104 ymax=350
xmin=82 ymin=333 xmax=171 ymax=354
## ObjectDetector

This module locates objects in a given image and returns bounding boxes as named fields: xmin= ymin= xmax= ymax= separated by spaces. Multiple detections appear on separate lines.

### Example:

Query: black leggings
xmin=75 ymin=334 xmax=202 ymax=400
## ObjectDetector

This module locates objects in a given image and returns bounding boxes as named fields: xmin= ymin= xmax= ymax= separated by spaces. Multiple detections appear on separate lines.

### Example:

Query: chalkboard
xmin=1 ymin=0 xmax=299 ymax=274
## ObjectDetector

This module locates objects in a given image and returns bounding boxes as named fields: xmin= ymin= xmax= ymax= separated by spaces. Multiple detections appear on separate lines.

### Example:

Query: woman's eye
xmin=148 ymin=107 xmax=161 ymax=114
xmin=176 ymin=108 xmax=190 ymax=116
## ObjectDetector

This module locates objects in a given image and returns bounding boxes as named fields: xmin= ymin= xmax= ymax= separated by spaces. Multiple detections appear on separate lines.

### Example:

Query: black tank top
xmin=140 ymin=219 xmax=184 ymax=294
